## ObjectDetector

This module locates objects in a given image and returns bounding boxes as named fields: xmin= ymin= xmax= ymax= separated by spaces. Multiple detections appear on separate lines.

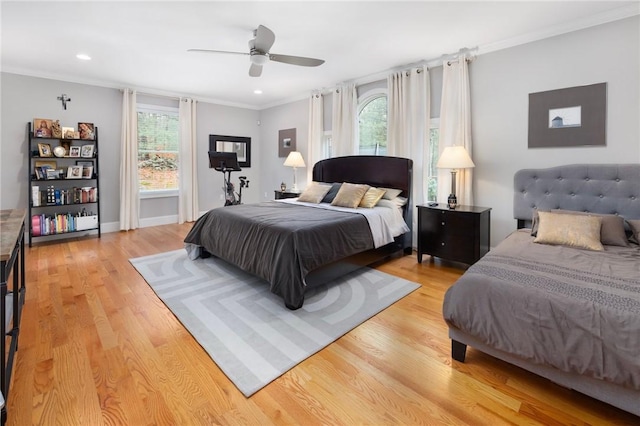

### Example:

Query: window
xmin=137 ymin=105 xmax=179 ymax=194
xmin=358 ymin=94 xmax=387 ymax=155
xmin=322 ymin=132 xmax=332 ymax=159
xmin=426 ymin=119 xmax=440 ymax=201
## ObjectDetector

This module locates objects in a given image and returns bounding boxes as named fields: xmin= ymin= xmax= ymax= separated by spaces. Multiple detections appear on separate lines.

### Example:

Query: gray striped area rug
xmin=130 ymin=249 xmax=419 ymax=397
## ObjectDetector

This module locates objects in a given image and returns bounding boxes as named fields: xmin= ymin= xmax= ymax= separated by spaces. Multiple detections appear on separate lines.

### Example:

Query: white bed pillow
xmin=379 ymin=187 xmax=403 ymax=200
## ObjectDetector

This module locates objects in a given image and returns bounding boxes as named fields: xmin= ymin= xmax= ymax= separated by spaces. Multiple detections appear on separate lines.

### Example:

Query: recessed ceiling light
xmin=76 ymin=54 xmax=91 ymax=61
xmin=254 ymin=89 xmax=263 ymax=94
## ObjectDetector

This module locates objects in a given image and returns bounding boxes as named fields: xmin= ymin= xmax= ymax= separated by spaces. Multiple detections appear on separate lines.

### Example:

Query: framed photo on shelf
xmin=80 ymin=144 xmax=95 ymax=158
xmin=78 ymin=122 xmax=95 ymax=140
xmin=33 ymin=118 xmax=53 ymax=137
xmin=62 ymin=127 xmax=75 ymax=139
xmin=67 ymin=165 xmax=83 ymax=179
xmin=38 ymin=143 xmax=52 ymax=157
xmin=82 ymin=166 xmax=94 ymax=179
xmin=35 ymin=160 xmax=57 ymax=169
xmin=69 ymin=146 xmax=81 ymax=157
xmin=46 ymin=169 xmax=60 ymax=180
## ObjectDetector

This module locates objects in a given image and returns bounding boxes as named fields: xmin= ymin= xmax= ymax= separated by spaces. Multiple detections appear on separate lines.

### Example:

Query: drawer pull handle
xmin=441 ymin=242 xmax=445 ymax=246
xmin=441 ymin=222 xmax=445 ymax=225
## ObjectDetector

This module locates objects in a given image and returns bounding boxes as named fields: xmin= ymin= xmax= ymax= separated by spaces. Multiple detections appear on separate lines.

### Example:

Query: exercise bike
xmin=208 ymin=151 xmax=250 ymax=205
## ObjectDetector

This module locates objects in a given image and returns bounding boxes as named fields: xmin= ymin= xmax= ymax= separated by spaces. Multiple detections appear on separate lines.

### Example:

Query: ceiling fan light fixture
xmin=250 ymin=54 xmax=268 ymax=66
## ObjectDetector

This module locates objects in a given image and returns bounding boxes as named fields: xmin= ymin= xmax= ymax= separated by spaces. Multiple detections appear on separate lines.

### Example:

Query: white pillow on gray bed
xmin=380 ymin=187 xmax=403 ymax=200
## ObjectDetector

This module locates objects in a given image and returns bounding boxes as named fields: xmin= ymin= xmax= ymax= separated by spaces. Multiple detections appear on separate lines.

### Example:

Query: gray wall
xmin=0 ymin=73 xmax=261 ymax=229
xmin=197 ymin=102 xmax=261 ymax=208
xmin=471 ymin=15 xmax=639 ymax=243
xmin=256 ymin=16 xmax=639 ymax=246
xmin=1 ymin=73 xmax=122 ymax=223
xmin=258 ymin=98 xmax=309 ymax=199
xmin=2 ymin=16 xmax=638 ymax=245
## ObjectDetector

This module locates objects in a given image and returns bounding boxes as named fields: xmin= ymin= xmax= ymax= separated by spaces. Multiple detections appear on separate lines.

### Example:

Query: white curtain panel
xmin=178 ymin=98 xmax=199 ymax=223
xmin=387 ymin=66 xmax=431 ymax=243
xmin=306 ymin=92 xmax=324 ymax=182
xmin=331 ymin=84 xmax=357 ymax=157
xmin=438 ymin=57 xmax=474 ymax=205
xmin=119 ymin=89 xmax=140 ymax=231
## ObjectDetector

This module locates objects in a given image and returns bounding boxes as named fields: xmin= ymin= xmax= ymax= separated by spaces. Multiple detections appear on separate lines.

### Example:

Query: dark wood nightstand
xmin=274 ymin=190 xmax=300 ymax=200
xmin=416 ymin=203 xmax=491 ymax=265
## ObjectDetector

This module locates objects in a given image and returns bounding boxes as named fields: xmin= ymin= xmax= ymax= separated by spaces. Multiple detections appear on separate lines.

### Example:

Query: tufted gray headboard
xmin=514 ymin=164 xmax=640 ymax=228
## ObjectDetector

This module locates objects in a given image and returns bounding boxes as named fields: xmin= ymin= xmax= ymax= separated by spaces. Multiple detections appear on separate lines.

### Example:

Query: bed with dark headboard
xmin=443 ymin=164 xmax=640 ymax=416
xmin=185 ymin=155 xmax=413 ymax=309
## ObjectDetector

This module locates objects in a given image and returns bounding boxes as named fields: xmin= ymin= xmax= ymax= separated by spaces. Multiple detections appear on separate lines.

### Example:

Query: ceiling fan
xmin=188 ymin=25 xmax=325 ymax=77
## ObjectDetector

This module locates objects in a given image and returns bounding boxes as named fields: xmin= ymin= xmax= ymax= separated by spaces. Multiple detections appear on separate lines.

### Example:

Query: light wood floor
xmin=7 ymin=224 xmax=638 ymax=425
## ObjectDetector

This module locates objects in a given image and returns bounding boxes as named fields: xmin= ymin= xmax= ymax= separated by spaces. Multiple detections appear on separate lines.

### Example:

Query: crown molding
xmin=476 ymin=3 xmax=640 ymax=57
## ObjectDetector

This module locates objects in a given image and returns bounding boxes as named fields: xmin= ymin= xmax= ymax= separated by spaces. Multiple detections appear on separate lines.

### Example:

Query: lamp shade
xmin=436 ymin=146 xmax=475 ymax=169
xmin=283 ymin=151 xmax=306 ymax=168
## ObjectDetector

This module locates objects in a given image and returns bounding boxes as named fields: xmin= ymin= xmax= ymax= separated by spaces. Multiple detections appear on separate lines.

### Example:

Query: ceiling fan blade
xmin=269 ymin=53 xmax=325 ymax=67
xmin=249 ymin=63 xmax=263 ymax=77
xmin=187 ymin=48 xmax=248 ymax=56
xmin=253 ymin=25 xmax=275 ymax=53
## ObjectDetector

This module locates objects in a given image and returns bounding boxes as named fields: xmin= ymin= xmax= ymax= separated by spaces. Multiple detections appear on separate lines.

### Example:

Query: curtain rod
xmin=314 ymin=46 xmax=478 ymax=95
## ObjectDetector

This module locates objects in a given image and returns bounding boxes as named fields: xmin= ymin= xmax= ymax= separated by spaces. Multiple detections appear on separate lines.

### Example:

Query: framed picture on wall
xmin=33 ymin=118 xmax=53 ymax=137
xmin=278 ymin=128 xmax=296 ymax=158
xmin=528 ymin=82 xmax=606 ymax=148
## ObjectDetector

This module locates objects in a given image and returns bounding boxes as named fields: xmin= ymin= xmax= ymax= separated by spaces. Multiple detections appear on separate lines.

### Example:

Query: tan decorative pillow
xmin=297 ymin=182 xmax=332 ymax=203
xmin=534 ymin=211 xmax=604 ymax=251
xmin=359 ymin=187 xmax=386 ymax=208
xmin=331 ymin=183 xmax=370 ymax=208
xmin=553 ymin=209 xmax=628 ymax=247
xmin=627 ymin=219 xmax=640 ymax=244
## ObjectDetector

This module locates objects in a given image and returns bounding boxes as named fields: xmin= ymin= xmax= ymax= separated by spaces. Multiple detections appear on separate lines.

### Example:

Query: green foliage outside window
xmin=137 ymin=110 xmax=179 ymax=191
xmin=358 ymin=96 xmax=387 ymax=155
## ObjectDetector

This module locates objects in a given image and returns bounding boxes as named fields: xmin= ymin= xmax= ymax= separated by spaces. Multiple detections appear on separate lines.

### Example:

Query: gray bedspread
xmin=183 ymin=201 xmax=374 ymax=308
xmin=443 ymin=229 xmax=640 ymax=389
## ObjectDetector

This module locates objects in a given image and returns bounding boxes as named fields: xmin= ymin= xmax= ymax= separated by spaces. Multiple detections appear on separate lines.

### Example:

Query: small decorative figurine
xmin=280 ymin=182 xmax=287 ymax=192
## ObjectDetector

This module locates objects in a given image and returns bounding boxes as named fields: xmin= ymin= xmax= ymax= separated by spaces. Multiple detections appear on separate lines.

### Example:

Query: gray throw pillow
xmin=552 ymin=209 xmax=629 ymax=247
xmin=321 ymin=182 xmax=342 ymax=203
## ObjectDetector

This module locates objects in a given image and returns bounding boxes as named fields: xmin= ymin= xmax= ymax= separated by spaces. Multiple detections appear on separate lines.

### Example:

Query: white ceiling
xmin=2 ymin=1 xmax=638 ymax=109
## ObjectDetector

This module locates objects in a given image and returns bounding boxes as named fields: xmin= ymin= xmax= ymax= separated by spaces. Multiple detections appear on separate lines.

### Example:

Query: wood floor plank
xmin=6 ymin=224 xmax=639 ymax=425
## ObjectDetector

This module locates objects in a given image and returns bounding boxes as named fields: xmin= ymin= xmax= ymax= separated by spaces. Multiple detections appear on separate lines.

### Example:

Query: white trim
xmin=137 ymin=103 xmax=179 ymax=114
xmin=475 ymin=4 xmax=640 ymax=59
xmin=140 ymin=189 xmax=178 ymax=199
xmin=139 ymin=214 xmax=178 ymax=228
xmin=357 ymin=88 xmax=387 ymax=113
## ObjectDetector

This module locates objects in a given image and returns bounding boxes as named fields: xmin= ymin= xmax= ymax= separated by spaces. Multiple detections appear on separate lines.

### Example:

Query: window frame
xmin=137 ymin=103 xmax=180 ymax=199
xmin=426 ymin=117 xmax=440 ymax=202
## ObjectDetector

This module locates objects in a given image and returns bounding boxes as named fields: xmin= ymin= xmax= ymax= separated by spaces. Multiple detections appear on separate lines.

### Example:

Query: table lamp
xmin=436 ymin=145 xmax=475 ymax=209
xmin=283 ymin=151 xmax=306 ymax=192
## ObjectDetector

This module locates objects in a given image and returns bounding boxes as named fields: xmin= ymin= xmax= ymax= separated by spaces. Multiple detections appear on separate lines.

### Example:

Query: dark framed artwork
xmin=209 ymin=134 xmax=251 ymax=168
xmin=528 ymin=82 xmax=606 ymax=148
xmin=278 ymin=128 xmax=296 ymax=158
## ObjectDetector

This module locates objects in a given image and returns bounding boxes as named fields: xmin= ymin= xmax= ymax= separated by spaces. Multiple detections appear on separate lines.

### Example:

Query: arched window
xmin=358 ymin=94 xmax=387 ymax=155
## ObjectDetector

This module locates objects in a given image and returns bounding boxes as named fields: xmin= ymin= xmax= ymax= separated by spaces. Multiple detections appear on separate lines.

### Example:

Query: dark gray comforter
xmin=443 ymin=229 xmax=640 ymax=389
xmin=184 ymin=201 xmax=374 ymax=308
